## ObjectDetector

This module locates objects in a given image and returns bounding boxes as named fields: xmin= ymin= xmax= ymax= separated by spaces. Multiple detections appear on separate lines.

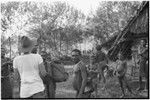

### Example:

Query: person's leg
xmin=46 ymin=84 xmax=50 ymax=98
xmin=118 ymin=77 xmax=125 ymax=98
xmin=94 ymin=84 xmax=98 ymax=97
xmin=50 ymin=82 xmax=56 ymax=98
xmin=137 ymin=60 xmax=143 ymax=91
xmin=143 ymin=61 xmax=148 ymax=91
xmin=137 ymin=76 xmax=142 ymax=91
xmin=123 ymin=76 xmax=134 ymax=95
xmin=143 ymin=75 xmax=148 ymax=91
xmin=101 ymin=70 xmax=106 ymax=90
xmin=98 ymin=73 xmax=101 ymax=82
xmin=75 ymin=90 xmax=79 ymax=98
xmin=102 ymin=72 xmax=106 ymax=84
xmin=53 ymin=82 xmax=56 ymax=98
xmin=48 ymin=81 xmax=56 ymax=98
xmin=143 ymin=78 xmax=148 ymax=91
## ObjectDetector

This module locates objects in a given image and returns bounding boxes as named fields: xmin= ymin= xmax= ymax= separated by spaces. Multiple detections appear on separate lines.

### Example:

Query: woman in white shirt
xmin=13 ymin=36 xmax=50 ymax=98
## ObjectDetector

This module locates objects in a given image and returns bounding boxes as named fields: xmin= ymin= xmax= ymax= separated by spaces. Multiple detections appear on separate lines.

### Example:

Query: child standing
xmin=114 ymin=52 xmax=135 ymax=98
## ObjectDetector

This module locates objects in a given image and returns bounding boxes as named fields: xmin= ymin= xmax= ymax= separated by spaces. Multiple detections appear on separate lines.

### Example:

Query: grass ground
xmin=13 ymin=64 xmax=148 ymax=98
xmin=55 ymin=72 xmax=148 ymax=98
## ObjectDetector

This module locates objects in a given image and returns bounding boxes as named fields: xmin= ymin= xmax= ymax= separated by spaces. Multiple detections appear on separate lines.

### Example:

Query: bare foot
xmin=120 ymin=94 xmax=125 ymax=98
xmin=130 ymin=91 xmax=137 ymax=96
xmin=136 ymin=87 xmax=142 ymax=91
xmin=143 ymin=88 xmax=148 ymax=92
xmin=90 ymin=94 xmax=95 ymax=98
xmin=101 ymin=87 xmax=106 ymax=91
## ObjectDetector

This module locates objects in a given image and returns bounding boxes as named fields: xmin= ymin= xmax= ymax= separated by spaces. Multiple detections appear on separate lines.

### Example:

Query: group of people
xmin=1 ymin=36 xmax=148 ymax=98
xmin=71 ymin=44 xmax=134 ymax=98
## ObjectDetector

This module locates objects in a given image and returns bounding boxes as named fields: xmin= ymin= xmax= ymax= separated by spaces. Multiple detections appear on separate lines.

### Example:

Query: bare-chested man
xmin=71 ymin=49 xmax=87 ymax=98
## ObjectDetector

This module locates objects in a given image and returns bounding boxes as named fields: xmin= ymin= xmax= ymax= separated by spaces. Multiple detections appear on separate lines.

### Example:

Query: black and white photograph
xmin=1 ymin=0 xmax=149 ymax=99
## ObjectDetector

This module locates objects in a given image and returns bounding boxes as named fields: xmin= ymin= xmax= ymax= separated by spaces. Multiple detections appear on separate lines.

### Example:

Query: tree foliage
xmin=85 ymin=1 xmax=141 ymax=45
xmin=1 ymin=1 xmax=141 ymax=58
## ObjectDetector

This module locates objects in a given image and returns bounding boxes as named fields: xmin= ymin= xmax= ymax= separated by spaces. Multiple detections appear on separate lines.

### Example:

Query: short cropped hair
xmin=41 ymin=51 xmax=47 ymax=55
xmin=21 ymin=36 xmax=32 ymax=48
xmin=72 ymin=49 xmax=81 ymax=55
xmin=31 ymin=47 xmax=37 ymax=54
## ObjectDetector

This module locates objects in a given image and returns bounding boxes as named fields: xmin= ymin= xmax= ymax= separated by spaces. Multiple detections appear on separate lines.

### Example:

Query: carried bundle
xmin=50 ymin=61 xmax=69 ymax=82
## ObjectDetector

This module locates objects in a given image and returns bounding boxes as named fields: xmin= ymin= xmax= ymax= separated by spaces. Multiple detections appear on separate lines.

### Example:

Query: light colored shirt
xmin=13 ymin=54 xmax=45 ymax=98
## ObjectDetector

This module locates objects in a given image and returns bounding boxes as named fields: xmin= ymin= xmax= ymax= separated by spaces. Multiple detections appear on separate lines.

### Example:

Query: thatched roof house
xmin=101 ymin=35 xmax=118 ymax=50
xmin=107 ymin=1 xmax=149 ymax=61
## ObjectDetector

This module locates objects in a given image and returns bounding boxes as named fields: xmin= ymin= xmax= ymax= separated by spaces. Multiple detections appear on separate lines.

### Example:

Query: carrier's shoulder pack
xmin=50 ymin=62 xmax=69 ymax=82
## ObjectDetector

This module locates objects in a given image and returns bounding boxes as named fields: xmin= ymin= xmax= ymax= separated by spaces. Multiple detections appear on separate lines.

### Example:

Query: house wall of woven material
xmin=107 ymin=2 xmax=148 ymax=61
xmin=129 ymin=2 xmax=148 ymax=35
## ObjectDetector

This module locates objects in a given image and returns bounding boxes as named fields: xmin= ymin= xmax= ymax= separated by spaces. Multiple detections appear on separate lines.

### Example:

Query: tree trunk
xmin=59 ymin=33 xmax=62 ymax=56
xmin=18 ymin=36 xmax=21 ymax=55
xmin=9 ymin=37 xmax=11 ymax=59
xmin=38 ymin=35 xmax=42 ymax=53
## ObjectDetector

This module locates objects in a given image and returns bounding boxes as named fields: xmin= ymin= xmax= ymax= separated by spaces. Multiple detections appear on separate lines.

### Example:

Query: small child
xmin=114 ymin=52 xmax=135 ymax=98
